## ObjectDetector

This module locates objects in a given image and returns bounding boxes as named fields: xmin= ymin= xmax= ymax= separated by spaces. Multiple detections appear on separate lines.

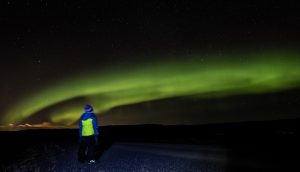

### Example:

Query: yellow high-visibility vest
xmin=81 ymin=118 xmax=94 ymax=136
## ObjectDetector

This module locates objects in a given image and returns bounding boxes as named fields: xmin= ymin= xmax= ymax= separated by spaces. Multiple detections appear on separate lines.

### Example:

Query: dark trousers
xmin=78 ymin=136 xmax=96 ymax=162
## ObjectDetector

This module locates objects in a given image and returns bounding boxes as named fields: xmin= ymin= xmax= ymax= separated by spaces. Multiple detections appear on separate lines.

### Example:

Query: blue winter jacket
xmin=79 ymin=112 xmax=99 ymax=137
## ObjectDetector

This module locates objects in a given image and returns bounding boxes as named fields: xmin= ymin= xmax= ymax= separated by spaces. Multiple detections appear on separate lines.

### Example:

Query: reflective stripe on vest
xmin=81 ymin=118 xmax=94 ymax=136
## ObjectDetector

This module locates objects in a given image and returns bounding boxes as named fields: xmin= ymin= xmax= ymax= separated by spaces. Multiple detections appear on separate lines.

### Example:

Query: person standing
xmin=78 ymin=104 xmax=99 ymax=164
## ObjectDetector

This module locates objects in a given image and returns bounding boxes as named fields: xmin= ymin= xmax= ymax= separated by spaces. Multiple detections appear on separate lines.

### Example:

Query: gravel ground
xmin=1 ymin=142 xmax=297 ymax=172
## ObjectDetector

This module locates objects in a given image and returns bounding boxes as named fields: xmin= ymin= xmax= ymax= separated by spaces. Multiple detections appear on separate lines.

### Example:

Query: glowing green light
xmin=3 ymin=52 xmax=300 ymax=125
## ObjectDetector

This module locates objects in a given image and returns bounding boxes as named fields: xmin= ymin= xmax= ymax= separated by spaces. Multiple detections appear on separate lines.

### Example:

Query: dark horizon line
xmin=1 ymin=117 xmax=299 ymax=132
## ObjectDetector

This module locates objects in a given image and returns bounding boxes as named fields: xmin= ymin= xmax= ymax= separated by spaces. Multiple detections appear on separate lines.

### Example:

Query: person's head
xmin=84 ymin=104 xmax=93 ymax=112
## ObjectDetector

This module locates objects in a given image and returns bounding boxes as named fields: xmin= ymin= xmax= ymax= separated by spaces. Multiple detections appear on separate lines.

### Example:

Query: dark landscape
xmin=1 ymin=0 xmax=300 ymax=171
xmin=1 ymin=118 xmax=299 ymax=172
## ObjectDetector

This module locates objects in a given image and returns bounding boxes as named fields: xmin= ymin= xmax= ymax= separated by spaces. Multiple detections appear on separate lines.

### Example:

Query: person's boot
xmin=88 ymin=160 xmax=96 ymax=164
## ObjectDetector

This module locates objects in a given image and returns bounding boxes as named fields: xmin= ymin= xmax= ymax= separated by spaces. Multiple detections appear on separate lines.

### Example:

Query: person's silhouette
xmin=78 ymin=104 xmax=99 ymax=164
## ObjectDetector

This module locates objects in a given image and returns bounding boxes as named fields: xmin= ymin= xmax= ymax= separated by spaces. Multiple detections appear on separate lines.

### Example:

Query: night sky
xmin=1 ymin=0 xmax=300 ymax=130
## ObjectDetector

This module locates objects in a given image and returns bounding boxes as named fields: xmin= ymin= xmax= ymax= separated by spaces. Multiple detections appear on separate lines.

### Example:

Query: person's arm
xmin=92 ymin=114 xmax=99 ymax=144
xmin=92 ymin=114 xmax=99 ymax=135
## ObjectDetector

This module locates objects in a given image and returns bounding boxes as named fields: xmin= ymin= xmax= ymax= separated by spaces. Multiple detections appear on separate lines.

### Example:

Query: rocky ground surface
xmin=2 ymin=141 xmax=297 ymax=172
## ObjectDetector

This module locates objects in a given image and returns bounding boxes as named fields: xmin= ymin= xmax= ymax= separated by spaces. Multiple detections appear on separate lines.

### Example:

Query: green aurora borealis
xmin=2 ymin=52 xmax=300 ymax=128
xmin=2 ymin=0 xmax=300 ymax=131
